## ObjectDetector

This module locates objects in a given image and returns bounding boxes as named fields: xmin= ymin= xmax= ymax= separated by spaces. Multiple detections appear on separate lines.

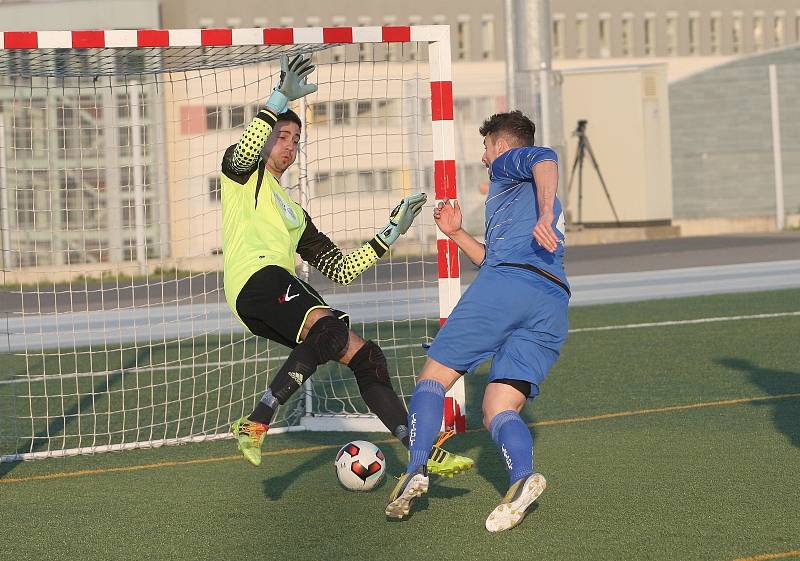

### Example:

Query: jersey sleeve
xmin=296 ymin=210 xmax=388 ymax=285
xmin=491 ymin=146 xmax=558 ymax=183
xmin=220 ymin=109 xmax=278 ymax=184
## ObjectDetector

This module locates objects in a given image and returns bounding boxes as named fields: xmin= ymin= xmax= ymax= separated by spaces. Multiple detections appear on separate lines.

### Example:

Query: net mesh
xmin=0 ymin=40 xmax=439 ymax=460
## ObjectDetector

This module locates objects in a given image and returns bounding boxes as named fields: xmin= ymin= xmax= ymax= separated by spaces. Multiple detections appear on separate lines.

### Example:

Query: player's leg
xmin=233 ymin=308 xmax=348 ymax=465
xmin=384 ymin=357 xmax=461 ymax=519
xmin=232 ymin=267 xmax=348 ymax=465
xmin=483 ymin=380 xmax=547 ymax=533
xmin=483 ymin=274 xmax=569 ymax=531
xmin=341 ymin=334 xmax=473 ymax=477
xmin=386 ymin=267 xmax=517 ymax=518
xmin=339 ymin=331 xmax=409 ymax=443
xmin=249 ymin=307 xmax=346 ymax=424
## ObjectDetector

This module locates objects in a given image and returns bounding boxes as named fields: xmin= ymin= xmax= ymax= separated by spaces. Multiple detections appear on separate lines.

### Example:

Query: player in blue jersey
xmin=385 ymin=111 xmax=569 ymax=532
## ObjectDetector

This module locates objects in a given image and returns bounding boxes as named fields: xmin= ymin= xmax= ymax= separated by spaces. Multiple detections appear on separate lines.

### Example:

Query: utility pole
xmin=504 ymin=0 xmax=565 ymax=190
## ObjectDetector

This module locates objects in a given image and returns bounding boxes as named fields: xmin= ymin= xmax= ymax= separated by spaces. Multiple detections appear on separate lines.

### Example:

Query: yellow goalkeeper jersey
xmin=220 ymin=109 xmax=388 ymax=323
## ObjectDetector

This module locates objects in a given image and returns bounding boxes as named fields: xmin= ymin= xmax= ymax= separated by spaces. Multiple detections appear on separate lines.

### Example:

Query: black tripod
xmin=566 ymin=120 xmax=620 ymax=225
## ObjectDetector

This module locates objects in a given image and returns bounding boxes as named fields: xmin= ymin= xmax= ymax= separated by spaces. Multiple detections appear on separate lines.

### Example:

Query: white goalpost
xmin=0 ymin=25 xmax=465 ymax=461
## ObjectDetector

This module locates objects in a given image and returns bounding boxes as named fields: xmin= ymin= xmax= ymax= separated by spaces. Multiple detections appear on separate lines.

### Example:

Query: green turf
xmin=1 ymin=289 xmax=799 ymax=561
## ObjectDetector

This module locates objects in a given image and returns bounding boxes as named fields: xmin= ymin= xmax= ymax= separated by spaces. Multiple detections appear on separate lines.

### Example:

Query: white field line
xmin=2 ymin=311 xmax=798 ymax=386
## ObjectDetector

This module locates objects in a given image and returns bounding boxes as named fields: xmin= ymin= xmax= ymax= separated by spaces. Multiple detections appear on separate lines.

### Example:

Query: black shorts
xmin=236 ymin=265 xmax=349 ymax=349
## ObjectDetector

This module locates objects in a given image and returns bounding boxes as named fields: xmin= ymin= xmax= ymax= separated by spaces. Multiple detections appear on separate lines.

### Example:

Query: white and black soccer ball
xmin=334 ymin=440 xmax=386 ymax=491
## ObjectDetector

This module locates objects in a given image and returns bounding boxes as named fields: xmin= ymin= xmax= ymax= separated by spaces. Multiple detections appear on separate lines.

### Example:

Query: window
xmin=552 ymin=15 xmax=565 ymax=59
xmin=732 ymin=12 xmax=743 ymax=53
xmin=312 ymin=102 xmax=328 ymax=124
xmin=279 ymin=17 xmax=294 ymax=28
xmin=753 ymin=11 xmax=765 ymax=51
xmin=457 ymin=16 xmax=471 ymax=60
xmin=796 ymin=12 xmax=800 ymax=44
xmin=333 ymin=102 xmax=351 ymax=126
xmin=206 ymin=106 xmax=221 ymax=130
xmin=15 ymin=187 xmax=35 ymax=228
xmin=666 ymin=12 xmax=679 ymax=55
xmin=454 ymin=98 xmax=472 ymax=122
xmin=621 ymin=13 xmax=634 ymax=56
xmin=208 ymin=176 xmax=221 ymax=201
xmin=644 ymin=13 xmax=656 ymax=55
xmin=229 ymin=106 xmax=245 ymax=128
xmin=226 ymin=18 xmax=241 ymax=28
xmin=774 ymin=11 xmax=786 ymax=47
xmin=357 ymin=100 xmax=372 ymax=118
xmin=688 ymin=12 xmax=700 ymax=54
xmin=710 ymin=12 xmax=722 ymax=54
xmin=253 ymin=17 xmax=268 ymax=27
xmin=481 ymin=15 xmax=495 ymax=59
xmin=575 ymin=14 xmax=588 ymax=58
xmin=598 ymin=14 xmax=610 ymax=58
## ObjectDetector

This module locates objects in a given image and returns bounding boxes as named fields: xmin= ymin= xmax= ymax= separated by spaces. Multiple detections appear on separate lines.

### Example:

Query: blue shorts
xmin=427 ymin=265 xmax=569 ymax=398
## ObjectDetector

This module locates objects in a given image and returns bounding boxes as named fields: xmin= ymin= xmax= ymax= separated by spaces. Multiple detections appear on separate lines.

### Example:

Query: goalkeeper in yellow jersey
xmin=222 ymin=54 xmax=473 ymax=479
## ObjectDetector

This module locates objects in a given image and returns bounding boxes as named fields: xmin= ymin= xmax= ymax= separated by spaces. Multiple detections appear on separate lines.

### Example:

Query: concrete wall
xmin=669 ymin=45 xmax=800 ymax=221
xmin=0 ymin=0 xmax=159 ymax=31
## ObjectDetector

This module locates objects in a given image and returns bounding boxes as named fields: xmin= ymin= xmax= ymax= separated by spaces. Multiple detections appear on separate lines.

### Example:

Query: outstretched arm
xmin=296 ymin=211 xmax=387 ymax=285
xmin=297 ymin=193 xmax=427 ymax=285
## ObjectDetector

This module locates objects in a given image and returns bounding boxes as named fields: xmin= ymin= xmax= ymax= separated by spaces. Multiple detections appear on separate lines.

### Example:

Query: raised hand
xmin=377 ymin=192 xmax=428 ymax=246
xmin=433 ymin=198 xmax=462 ymax=237
xmin=266 ymin=54 xmax=318 ymax=114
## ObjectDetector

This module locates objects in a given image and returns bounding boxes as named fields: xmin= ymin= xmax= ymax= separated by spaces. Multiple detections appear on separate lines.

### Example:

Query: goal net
xmin=0 ymin=26 xmax=464 ymax=461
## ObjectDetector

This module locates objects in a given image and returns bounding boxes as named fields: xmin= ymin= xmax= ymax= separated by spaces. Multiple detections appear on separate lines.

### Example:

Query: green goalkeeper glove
xmin=266 ymin=54 xmax=318 ymax=115
xmin=376 ymin=193 xmax=428 ymax=247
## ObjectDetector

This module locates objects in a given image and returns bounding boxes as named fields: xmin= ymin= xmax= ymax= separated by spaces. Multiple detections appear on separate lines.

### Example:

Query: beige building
xmin=2 ymin=0 xmax=798 ymax=273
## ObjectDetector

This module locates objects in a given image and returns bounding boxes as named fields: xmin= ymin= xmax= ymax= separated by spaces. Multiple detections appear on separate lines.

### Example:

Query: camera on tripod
xmin=567 ymin=119 xmax=620 ymax=226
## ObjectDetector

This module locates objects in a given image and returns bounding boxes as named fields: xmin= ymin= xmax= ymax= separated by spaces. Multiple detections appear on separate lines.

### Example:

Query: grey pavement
xmin=2 ymin=231 xmax=799 ymax=351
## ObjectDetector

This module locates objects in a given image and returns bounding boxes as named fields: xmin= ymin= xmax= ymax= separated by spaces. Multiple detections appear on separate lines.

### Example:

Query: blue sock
xmin=406 ymin=379 xmax=446 ymax=474
xmin=489 ymin=410 xmax=534 ymax=485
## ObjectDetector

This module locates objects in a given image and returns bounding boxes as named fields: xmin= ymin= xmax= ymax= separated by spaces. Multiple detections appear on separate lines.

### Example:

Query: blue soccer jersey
xmin=484 ymin=146 xmax=568 ymax=289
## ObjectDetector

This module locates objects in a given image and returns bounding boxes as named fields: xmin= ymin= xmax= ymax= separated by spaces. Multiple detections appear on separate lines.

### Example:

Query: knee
xmin=348 ymin=340 xmax=391 ymax=385
xmin=304 ymin=315 xmax=349 ymax=363
xmin=482 ymin=407 xmax=497 ymax=431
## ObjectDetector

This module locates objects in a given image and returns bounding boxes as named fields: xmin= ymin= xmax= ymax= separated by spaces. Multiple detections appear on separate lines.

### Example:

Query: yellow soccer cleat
xmin=231 ymin=417 xmax=269 ymax=467
xmin=425 ymin=431 xmax=475 ymax=478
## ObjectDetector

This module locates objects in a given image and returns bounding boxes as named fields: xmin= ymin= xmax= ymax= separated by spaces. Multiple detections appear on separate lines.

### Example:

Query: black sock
xmin=248 ymin=401 xmax=275 ymax=425
xmin=248 ymin=388 xmax=279 ymax=424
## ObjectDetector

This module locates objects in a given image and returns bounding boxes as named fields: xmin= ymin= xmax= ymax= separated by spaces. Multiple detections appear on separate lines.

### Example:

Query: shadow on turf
xmin=0 ymin=347 xmax=152 ymax=479
xmin=262 ymin=448 xmax=333 ymax=500
xmin=718 ymin=357 xmax=800 ymax=448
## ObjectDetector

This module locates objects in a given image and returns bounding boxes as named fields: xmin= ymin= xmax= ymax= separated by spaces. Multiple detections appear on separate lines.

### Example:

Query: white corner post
xmin=768 ymin=64 xmax=785 ymax=231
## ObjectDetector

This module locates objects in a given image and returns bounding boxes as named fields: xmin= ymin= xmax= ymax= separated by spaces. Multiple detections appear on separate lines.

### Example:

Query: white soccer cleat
xmin=385 ymin=467 xmax=429 ymax=519
xmin=485 ymin=472 xmax=546 ymax=533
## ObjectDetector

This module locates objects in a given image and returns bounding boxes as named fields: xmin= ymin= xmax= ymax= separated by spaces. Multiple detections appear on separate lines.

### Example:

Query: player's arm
xmin=532 ymin=160 xmax=559 ymax=253
xmin=221 ymin=54 xmax=317 ymax=179
xmin=434 ymin=198 xmax=486 ymax=266
xmin=297 ymin=193 xmax=427 ymax=285
xmin=497 ymin=147 xmax=561 ymax=253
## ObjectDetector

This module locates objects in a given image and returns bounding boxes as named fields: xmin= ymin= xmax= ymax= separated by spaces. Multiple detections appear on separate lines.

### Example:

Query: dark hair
xmin=479 ymin=110 xmax=536 ymax=147
xmin=276 ymin=108 xmax=302 ymax=131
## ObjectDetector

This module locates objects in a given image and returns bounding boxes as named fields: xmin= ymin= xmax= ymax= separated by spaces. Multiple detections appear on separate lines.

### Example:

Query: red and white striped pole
xmin=422 ymin=27 xmax=466 ymax=433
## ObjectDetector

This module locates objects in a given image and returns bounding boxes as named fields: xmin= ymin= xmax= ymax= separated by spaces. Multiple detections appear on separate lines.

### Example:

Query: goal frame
xmin=0 ymin=24 xmax=464 ymax=460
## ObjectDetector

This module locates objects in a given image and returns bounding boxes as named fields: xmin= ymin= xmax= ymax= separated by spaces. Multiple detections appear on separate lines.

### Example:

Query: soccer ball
xmin=334 ymin=440 xmax=386 ymax=491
